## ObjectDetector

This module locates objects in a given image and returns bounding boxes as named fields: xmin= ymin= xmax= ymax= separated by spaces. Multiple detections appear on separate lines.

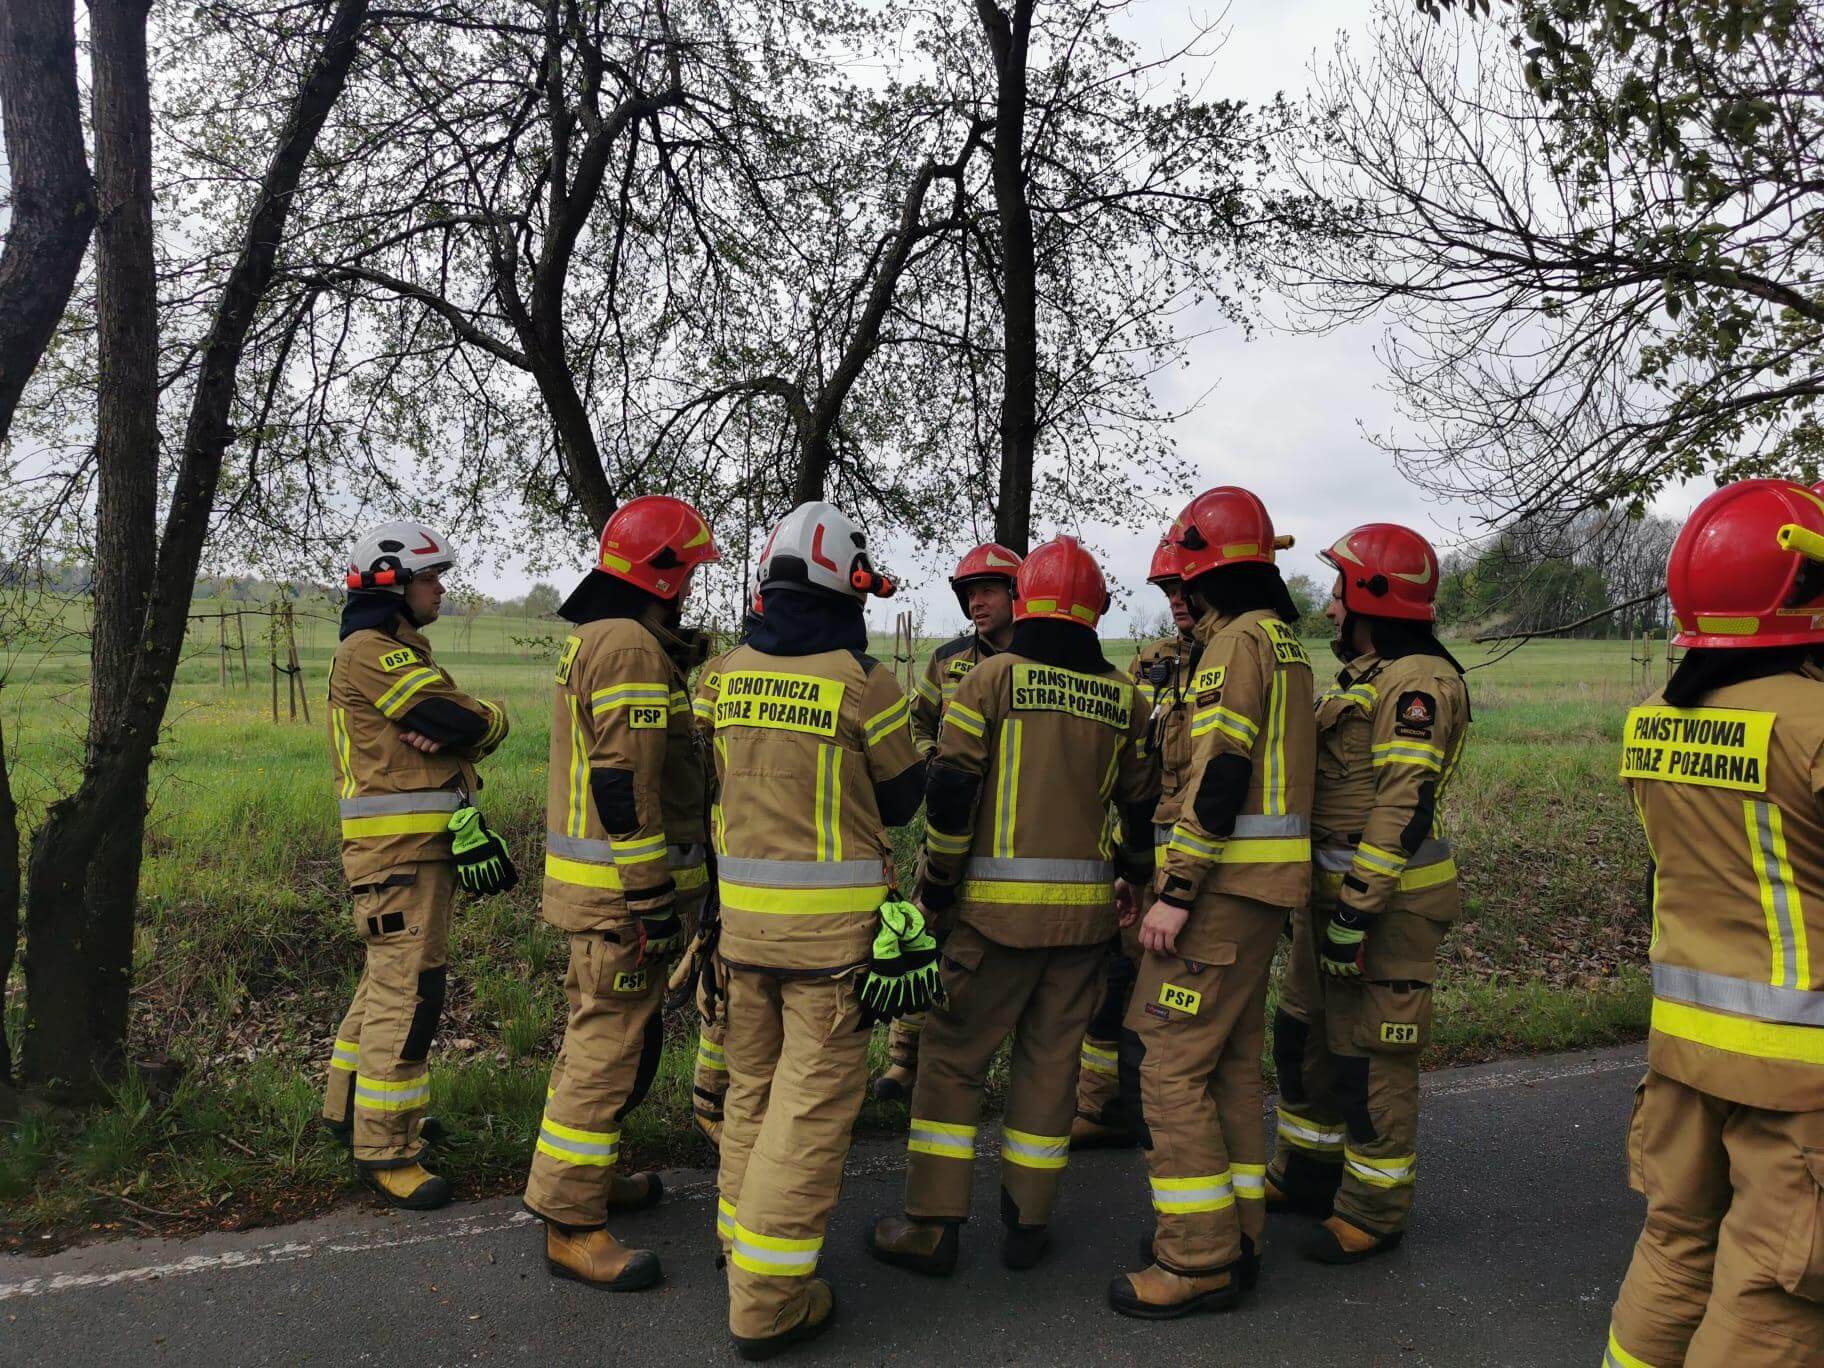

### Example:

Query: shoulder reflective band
xmin=1650 ymin=996 xmax=1824 ymax=1065
xmin=591 ymin=682 xmax=670 ymax=715
xmin=1259 ymin=618 xmax=1311 ymax=667
xmin=555 ymin=635 xmax=581 ymax=684
xmin=1371 ymin=739 xmax=1444 ymax=772
xmin=376 ymin=666 xmax=442 ymax=718
xmin=1149 ymin=1171 xmax=1234 ymax=1214
xmin=1009 ymin=664 xmax=1132 ymax=729
xmin=714 ymin=670 xmax=846 ymax=737
xmin=1620 ymin=705 xmax=1774 ymax=793
xmin=864 ymin=695 xmax=910 ymax=747
xmin=1191 ymin=703 xmax=1258 ymax=746
xmin=1321 ymin=682 xmax=1378 ymax=711
xmin=944 ymin=701 xmax=986 ymax=737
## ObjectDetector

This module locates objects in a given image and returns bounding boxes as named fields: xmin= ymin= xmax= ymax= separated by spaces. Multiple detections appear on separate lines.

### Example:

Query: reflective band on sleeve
xmin=329 ymin=1039 xmax=359 ymax=1072
xmin=1080 ymin=1040 xmax=1118 ymax=1075
xmin=716 ymin=1195 xmax=736 ymax=1240
xmin=376 ymin=667 xmax=443 ymax=718
xmin=718 ymin=880 xmax=887 ymax=917
xmin=697 ymin=1036 xmax=728 ymax=1072
xmin=1000 ymin=1127 xmax=1070 ymax=1171
xmin=535 ymin=1114 xmax=621 ymax=1167
xmin=908 ymin=1119 xmax=978 ymax=1159
xmin=730 ymin=1223 xmax=822 ymax=1278
xmin=1371 ymin=740 xmax=1444 ymax=771
xmin=1149 ymin=1172 xmax=1235 ymax=1214
xmin=1322 ymin=683 xmax=1378 ymax=711
xmin=544 ymin=852 xmax=626 ymax=890
xmin=693 ymin=696 xmax=715 ymax=721
xmin=1604 ymin=1327 xmax=1660 ymax=1368
xmin=864 ymin=696 xmax=911 ymax=747
xmin=1651 ymin=996 xmax=1824 ymax=1065
xmin=1190 ymin=705 xmax=1259 ymax=746
xmin=1352 ymin=842 xmax=1407 ymax=878
xmin=1398 ymin=858 xmax=1457 ymax=891
xmin=610 ymin=833 xmax=668 ymax=866
xmin=957 ymin=879 xmax=1115 ymax=908
xmin=917 ymin=674 xmax=941 ymax=703
xmin=1745 ymin=799 xmax=1811 ymax=992
xmin=675 ymin=862 xmax=709 ymax=891
xmin=1276 ymin=1106 xmax=1345 ymax=1153
xmin=1344 ymin=1147 xmax=1415 ymax=1188
xmin=1651 ymin=963 xmax=1824 ymax=1027
xmin=590 ymin=683 xmax=671 ymax=714
xmin=1169 ymin=824 xmax=1223 ymax=859
xmin=1232 ymin=1163 xmax=1266 ymax=1199
xmin=945 ymin=703 xmax=987 ymax=738
xmin=670 ymin=689 xmax=690 ymax=715
xmin=354 ymin=1071 xmax=430 ymax=1113
xmin=926 ymin=826 xmax=972 ymax=857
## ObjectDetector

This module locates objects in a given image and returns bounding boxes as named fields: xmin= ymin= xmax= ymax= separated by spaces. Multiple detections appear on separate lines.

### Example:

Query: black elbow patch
xmin=875 ymin=759 xmax=927 ymax=828
xmin=926 ymin=762 xmax=982 ymax=834
xmin=402 ymin=965 xmax=448 ymax=1063
xmin=399 ymin=696 xmax=489 ymax=748
xmin=1192 ymin=753 xmax=1252 ymax=837
xmin=1121 ymin=800 xmax=1156 ymax=848
xmin=1400 ymin=781 xmax=1438 ymax=855
xmin=590 ymin=767 xmax=639 ymax=836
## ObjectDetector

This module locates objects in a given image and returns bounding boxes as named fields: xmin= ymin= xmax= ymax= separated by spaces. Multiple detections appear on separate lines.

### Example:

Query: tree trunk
xmin=0 ymin=0 xmax=96 ymax=443
xmin=0 ymin=717 xmax=20 ymax=1098
xmin=978 ymin=0 xmax=1037 ymax=554
xmin=21 ymin=0 xmax=374 ymax=1099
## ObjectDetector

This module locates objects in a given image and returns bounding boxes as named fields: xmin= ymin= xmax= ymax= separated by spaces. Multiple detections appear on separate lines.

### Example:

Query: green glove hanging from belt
xmin=449 ymin=806 xmax=518 ymax=895
xmin=857 ymin=898 xmax=943 ymax=1023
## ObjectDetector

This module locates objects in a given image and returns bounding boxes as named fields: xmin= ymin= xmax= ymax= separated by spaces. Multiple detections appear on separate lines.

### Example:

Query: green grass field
xmin=0 ymin=602 xmax=1662 ymax=1245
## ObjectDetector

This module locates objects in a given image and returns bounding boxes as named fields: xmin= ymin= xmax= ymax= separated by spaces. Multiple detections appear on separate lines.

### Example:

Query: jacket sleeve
xmin=576 ymin=642 xmax=675 ymax=917
xmin=693 ymin=660 xmax=723 ymax=738
xmin=921 ymin=665 xmax=994 ymax=890
xmin=1157 ymin=629 xmax=1268 ymax=907
xmin=346 ymin=636 xmax=499 ymax=753
xmin=1340 ymin=668 xmax=1459 ymax=917
xmin=860 ymin=664 xmax=925 ymax=827
xmin=1114 ymin=677 xmax=1162 ymax=883
xmin=911 ymin=651 xmax=944 ymax=756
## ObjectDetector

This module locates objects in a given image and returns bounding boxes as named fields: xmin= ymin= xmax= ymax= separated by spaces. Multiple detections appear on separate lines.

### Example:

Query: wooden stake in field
xmin=269 ymin=603 xmax=280 ymax=722
xmin=893 ymin=610 xmax=915 ymax=694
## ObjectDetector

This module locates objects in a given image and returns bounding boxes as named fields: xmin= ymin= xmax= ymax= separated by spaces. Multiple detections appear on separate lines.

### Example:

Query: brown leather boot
xmin=865 ymin=1213 xmax=959 ymax=1276
xmin=1300 ymin=1215 xmax=1402 ymax=1265
xmin=693 ymin=1113 xmax=723 ymax=1149
xmin=357 ymin=1162 xmax=451 ymax=1211
xmin=1106 ymin=1263 xmax=1240 ymax=1320
xmin=544 ymin=1226 xmax=662 ymax=1291
xmin=1069 ymin=1113 xmax=1139 ymax=1150
xmin=870 ymin=1061 xmax=916 ymax=1103
xmin=604 ymin=1171 xmax=664 ymax=1212
xmin=733 ymin=1277 xmax=836 ymax=1361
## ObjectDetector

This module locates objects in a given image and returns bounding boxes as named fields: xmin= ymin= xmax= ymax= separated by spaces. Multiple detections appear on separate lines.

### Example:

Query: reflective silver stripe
xmin=338 ymin=791 xmax=463 ymax=818
xmin=538 ymin=1126 xmax=619 ymax=1158
xmin=730 ymin=1235 xmax=821 ymax=1270
xmin=1749 ymin=801 xmax=1802 ymax=989
xmin=1155 ymin=824 xmax=1175 ymax=848
xmin=908 ymin=1123 xmax=975 ymax=1155
xmin=714 ymin=856 xmax=886 ymax=887
xmin=1232 ymin=814 xmax=1309 ymax=837
xmin=1651 ymin=963 xmax=1824 ymax=1028
xmin=964 ymin=857 xmax=1113 ymax=883
xmin=1315 ymin=838 xmax=1451 ymax=874
xmin=1000 ymin=1130 xmax=1069 ymax=1163
xmin=669 ymin=842 xmax=706 ymax=869
xmin=546 ymin=831 xmax=616 ymax=863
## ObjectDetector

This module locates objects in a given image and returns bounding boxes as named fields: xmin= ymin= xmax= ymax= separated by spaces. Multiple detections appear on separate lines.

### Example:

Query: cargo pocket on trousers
xmin=1625 ymin=1078 xmax=1647 ymax=1195
xmin=936 ymin=925 xmax=988 ymax=1015
xmin=1776 ymin=1148 xmax=1824 ymax=1302
xmin=1353 ymin=980 xmax=1432 ymax=1055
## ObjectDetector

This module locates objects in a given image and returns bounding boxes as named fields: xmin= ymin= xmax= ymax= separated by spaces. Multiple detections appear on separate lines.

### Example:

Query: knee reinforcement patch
xmin=1335 ymin=1054 xmax=1375 ymax=1143
xmin=620 ymin=1010 xmax=664 ymax=1118
xmin=1273 ymin=1009 xmax=1311 ymax=1106
xmin=1192 ymin=753 xmax=1252 ymax=835
xmin=402 ymin=965 xmax=447 ymax=1063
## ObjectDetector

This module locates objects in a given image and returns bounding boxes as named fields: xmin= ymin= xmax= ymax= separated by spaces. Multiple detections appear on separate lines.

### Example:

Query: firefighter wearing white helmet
xmin=695 ymin=501 xmax=929 ymax=1358
xmin=321 ymin=521 xmax=512 ymax=1210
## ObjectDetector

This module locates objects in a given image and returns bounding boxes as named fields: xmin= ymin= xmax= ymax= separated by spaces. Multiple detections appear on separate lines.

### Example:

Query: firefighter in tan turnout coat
xmin=1601 ymin=479 xmax=1824 ymax=1368
xmin=322 ymin=522 xmax=510 ymax=1211
xmin=523 ymin=496 xmax=722 ymax=1292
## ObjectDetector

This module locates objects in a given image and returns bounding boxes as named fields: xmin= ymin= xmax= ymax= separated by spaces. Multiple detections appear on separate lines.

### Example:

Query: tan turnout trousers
xmin=718 ymin=969 xmax=871 ymax=1340
xmin=323 ymin=862 xmax=455 ymax=1166
xmin=1128 ymin=891 xmax=1281 ymax=1273
xmin=904 ymin=926 xmax=1104 ymax=1226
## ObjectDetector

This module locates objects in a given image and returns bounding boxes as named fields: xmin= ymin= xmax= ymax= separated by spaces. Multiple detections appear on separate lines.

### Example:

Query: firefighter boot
xmin=1138 ymin=1233 xmax=1260 ymax=1292
xmin=871 ymin=1060 xmax=916 ymax=1104
xmin=358 ymin=1162 xmax=452 ymax=1211
xmin=866 ymin=1213 xmax=959 ymax=1277
xmin=1001 ymin=1187 xmax=1052 ymax=1270
xmin=693 ymin=1114 xmax=723 ymax=1148
xmin=604 ymin=1171 xmax=665 ymax=1213
xmin=544 ymin=1225 xmax=662 ymax=1291
xmin=1069 ymin=1113 xmax=1139 ymax=1150
xmin=1300 ymin=1215 xmax=1403 ymax=1266
xmin=733 ymin=1277 xmax=836 ymax=1362
xmin=1106 ymin=1262 xmax=1242 ymax=1320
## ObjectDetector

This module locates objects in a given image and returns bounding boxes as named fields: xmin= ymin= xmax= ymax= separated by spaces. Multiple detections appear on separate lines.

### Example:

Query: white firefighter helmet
xmin=345 ymin=520 xmax=455 ymax=592
xmin=757 ymin=501 xmax=895 ymax=601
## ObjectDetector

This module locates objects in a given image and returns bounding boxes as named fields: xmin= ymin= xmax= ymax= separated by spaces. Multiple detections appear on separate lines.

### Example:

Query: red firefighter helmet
xmin=1013 ymin=536 xmax=1111 ymax=628
xmin=1167 ymin=487 xmax=1286 ymax=584
xmin=1319 ymin=523 xmax=1440 ymax=623
xmin=1146 ymin=536 xmax=1185 ymax=587
xmin=596 ymin=495 xmax=720 ymax=601
xmin=1667 ymin=479 xmax=1824 ymax=648
xmin=950 ymin=542 xmax=1023 ymax=613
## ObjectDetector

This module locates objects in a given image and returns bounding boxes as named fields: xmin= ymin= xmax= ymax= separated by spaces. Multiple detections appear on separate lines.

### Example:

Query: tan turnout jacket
xmin=1132 ymin=634 xmax=1198 ymax=843
xmin=912 ymin=633 xmax=1001 ymax=755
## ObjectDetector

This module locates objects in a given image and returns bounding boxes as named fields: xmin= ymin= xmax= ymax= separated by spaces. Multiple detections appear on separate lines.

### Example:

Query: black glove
xmin=449 ymin=807 xmax=518 ymax=896
xmin=1320 ymin=905 xmax=1368 ymax=979
xmin=637 ymin=902 xmax=683 ymax=961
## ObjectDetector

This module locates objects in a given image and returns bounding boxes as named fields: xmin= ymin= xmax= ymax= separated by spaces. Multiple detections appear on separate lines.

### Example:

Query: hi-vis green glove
xmin=1321 ymin=905 xmax=1367 ymax=978
xmin=857 ymin=899 xmax=943 ymax=1023
xmin=449 ymin=806 xmax=518 ymax=896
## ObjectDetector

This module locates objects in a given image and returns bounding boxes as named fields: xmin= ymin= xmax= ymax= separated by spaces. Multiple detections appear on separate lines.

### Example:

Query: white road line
xmin=0 ymin=1048 xmax=1642 ymax=1304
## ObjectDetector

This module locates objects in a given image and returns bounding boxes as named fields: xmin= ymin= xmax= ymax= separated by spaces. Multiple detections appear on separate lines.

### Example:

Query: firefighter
xmin=1603 ymin=479 xmax=1824 ymax=1367
xmin=1108 ymin=486 xmax=1316 ymax=1319
xmin=1261 ymin=523 xmax=1470 ymax=1266
xmin=1073 ymin=537 xmax=1197 ymax=1151
xmin=523 ymin=495 xmax=722 ymax=1292
xmin=697 ymin=502 xmax=929 ymax=1360
xmin=866 ymin=537 xmax=1157 ymax=1275
xmin=322 ymin=522 xmax=511 ymax=1210
xmin=876 ymin=542 xmax=1025 ymax=1104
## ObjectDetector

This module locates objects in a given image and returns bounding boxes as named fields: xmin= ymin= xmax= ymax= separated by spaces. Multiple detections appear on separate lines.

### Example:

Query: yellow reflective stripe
xmin=334 ymin=707 xmax=356 ymax=799
xmin=535 ymin=1114 xmax=621 ymax=1166
xmin=341 ymin=812 xmax=451 ymax=839
xmin=1604 ymin=1328 xmax=1660 ymax=1368
xmin=354 ymin=1071 xmax=429 ymax=1112
xmin=1232 ymin=1162 xmax=1266 ymax=1199
xmin=864 ymin=695 xmax=911 ymax=747
xmin=956 ymin=879 xmax=1112 ymax=907
xmin=675 ymin=862 xmax=708 ymax=891
xmin=1746 ymin=800 xmax=1810 ymax=991
xmin=1080 ymin=1041 xmax=1118 ymax=1074
xmin=611 ymin=833 xmax=668 ymax=865
xmin=916 ymin=673 xmax=941 ymax=703
xmin=1371 ymin=740 xmax=1444 ymax=771
xmin=908 ymin=1118 xmax=977 ymax=1158
xmin=1276 ymin=1106 xmax=1345 ymax=1152
xmin=1190 ymin=705 xmax=1258 ymax=745
xmin=669 ymin=689 xmax=690 ymax=715
xmin=993 ymin=719 xmax=1022 ymax=858
xmin=926 ymin=826 xmax=971 ymax=857
xmin=1651 ymin=996 xmax=1824 ymax=1065
xmin=1220 ymin=837 xmax=1310 ymax=863
xmin=697 ymin=1036 xmax=727 ymax=1071
xmin=692 ymin=696 xmax=715 ymax=721
xmin=1263 ymin=670 xmax=1289 ymax=816
xmin=1149 ymin=1171 xmax=1235 ymax=1213
xmin=1353 ymin=842 xmax=1407 ymax=877
xmin=716 ymin=1195 xmax=736 ymax=1239
xmin=1399 ymin=858 xmax=1457 ymax=891
xmin=1344 ymin=1147 xmax=1415 ymax=1188
xmin=544 ymin=852 xmax=625 ymax=889
xmin=567 ymin=695 xmax=587 ymax=839
xmin=718 ymin=880 xmax=886 ymax=916
xmin=590 ymin=683 xmax=670 ymax=713
xmin=330 ymin=1039 xmax=360 ymax=1071
xmin=375 ymin=667 xmax=442 ymax=718
xmin=1168 ymin=823 xmax=1222 ymax=860
xmin=813 ymin=744 xmax=844 ymax=862
xmin=478 ymin=699 xmax=507 ymax=747
xmin=1373 ymin=738 xmax=1444 ymax=759
xmin=946 ymin=702 xmax=986 ymax=737
xmin=1000 ymin=1126 xmax=1070 ymax=1170
xmin=730 ymin=1224 xmax=821 ymax=1277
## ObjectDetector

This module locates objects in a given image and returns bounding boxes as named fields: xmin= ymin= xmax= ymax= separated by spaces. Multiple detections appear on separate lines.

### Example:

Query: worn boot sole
xmin=356 ymin=1167 xmax=451 ymax=1212
xmin=734 ymin=1302 xmax=836 ymax=1361
xmin=1106 ymin=1276 xmax=1239 ymax=1321
xmin=546 ymin=1249 xmax=663 ymax=1292
xmin=605 ymin=1174 xmax=665 ymax=1214
xmin=1301 ymin=1227 xmax=1403 ymax=1266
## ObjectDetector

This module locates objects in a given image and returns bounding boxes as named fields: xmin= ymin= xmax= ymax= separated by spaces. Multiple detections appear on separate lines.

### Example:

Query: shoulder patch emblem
xmin=947 ymin=658 xmax=974 ymax=678
xmin=1396 ymin=690 xmax=1436 ymax=731
xmin=378 ymin=647 xmax=420 ymax=672
xmin=555 ymin=635 xmax=582 ymax=685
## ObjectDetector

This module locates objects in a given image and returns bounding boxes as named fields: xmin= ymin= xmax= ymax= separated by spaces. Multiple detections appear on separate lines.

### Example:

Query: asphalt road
xmin=0 ymin=1045 xmax=1647 ymax=1367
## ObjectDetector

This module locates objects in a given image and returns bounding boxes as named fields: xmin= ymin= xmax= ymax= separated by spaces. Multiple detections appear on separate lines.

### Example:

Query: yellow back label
xmin=1010 ymin=663 xmax=1131 ymax=729
xmin=1158 ymin=982 xmax=1202 ymax=1015
xmin=555 ymin=635 xmax=582 ymax=685
xmin=1260 ymin=619 xmax=1310 ymax=667
xmin=379 ymin=647 xmax=420 ymax=672
xmin=714 ymin=670 xmax=845 ymax=737
xmin=1620 ymin=705 xmax=1773 ymax=793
